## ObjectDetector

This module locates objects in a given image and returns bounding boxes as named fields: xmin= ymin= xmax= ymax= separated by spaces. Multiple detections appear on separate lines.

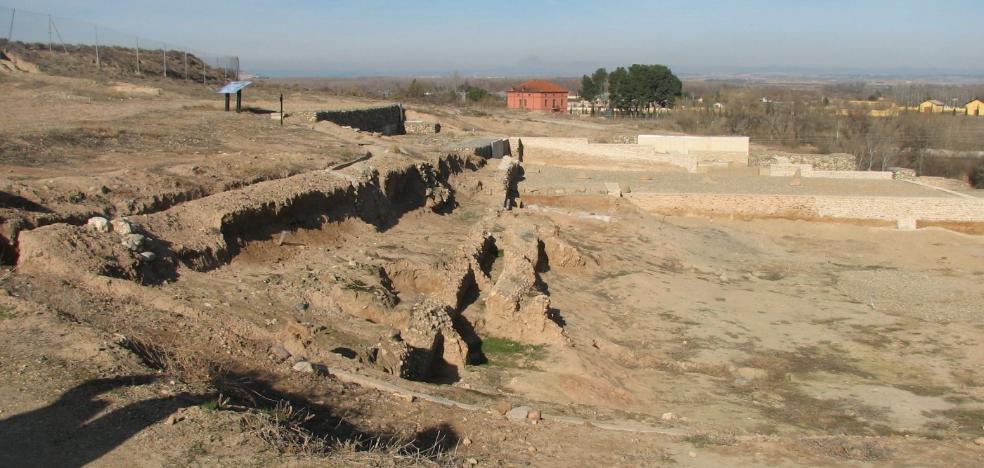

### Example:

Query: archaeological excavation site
xmin=2 ymin=40 xmax=984 ymax=467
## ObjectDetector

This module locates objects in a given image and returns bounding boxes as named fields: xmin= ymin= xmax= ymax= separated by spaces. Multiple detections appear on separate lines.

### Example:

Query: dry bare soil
xmin=1 ymin=56 xmax=983 ymax=467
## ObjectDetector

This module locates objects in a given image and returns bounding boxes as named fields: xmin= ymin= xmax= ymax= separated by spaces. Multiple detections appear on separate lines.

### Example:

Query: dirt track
xmin=2 ymin=55 xmax=984 ymax=466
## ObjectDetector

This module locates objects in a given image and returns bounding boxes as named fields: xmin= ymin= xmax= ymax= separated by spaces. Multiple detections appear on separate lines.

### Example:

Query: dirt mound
xmin=0 ymin=50 xmax=40 ymax=74
xmin=16 ymin=223 xmax=155 ymax=282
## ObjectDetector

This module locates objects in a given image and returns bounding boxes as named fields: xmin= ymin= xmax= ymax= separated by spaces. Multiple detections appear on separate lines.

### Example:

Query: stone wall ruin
xmin=316 ymin=104 xmax=406 ymax=135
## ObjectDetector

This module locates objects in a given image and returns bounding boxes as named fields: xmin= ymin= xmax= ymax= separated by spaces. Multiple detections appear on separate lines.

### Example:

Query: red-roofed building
xmin=507 ymin=80 xmax=569 ymax=112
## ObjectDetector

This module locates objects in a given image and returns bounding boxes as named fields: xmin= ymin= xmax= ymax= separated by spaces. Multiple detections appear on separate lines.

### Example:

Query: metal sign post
xmin=216 ymin=81 xmax=253 ymax=113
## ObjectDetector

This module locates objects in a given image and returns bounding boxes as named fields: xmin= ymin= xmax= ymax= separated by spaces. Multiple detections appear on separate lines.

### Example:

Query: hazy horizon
xmin=6 ymin=0 xmax=984 ymax=79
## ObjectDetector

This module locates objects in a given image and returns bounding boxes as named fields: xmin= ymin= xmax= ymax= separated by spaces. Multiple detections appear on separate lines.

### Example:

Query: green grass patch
xmin=200 ymin=399 xmax=221 ymax=412
xmin=479 ymin=337 xmax=545 ymax=370
xmin=0 ymin=307 xmax=13 ymax=320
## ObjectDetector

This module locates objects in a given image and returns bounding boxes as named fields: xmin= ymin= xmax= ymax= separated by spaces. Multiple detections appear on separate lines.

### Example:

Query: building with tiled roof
xmin=507 ymin=80 xmax=569 ymax=112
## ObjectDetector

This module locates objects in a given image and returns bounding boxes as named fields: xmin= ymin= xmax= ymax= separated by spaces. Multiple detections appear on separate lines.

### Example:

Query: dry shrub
xmin=240 ymin=400 xmax=326 ymax=455
xmin=240 ymin=400 xmax=459 ymax=466
xmin=802 ymin=437 xmax=890 ymax=461
xmin=115 ymin=331 xmax=225 ymax=385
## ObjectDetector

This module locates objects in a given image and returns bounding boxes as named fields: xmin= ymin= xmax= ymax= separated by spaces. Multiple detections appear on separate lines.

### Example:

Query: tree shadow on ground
xmin=212 ymin=369 xmax=461 ymax=457
xmin=0 ymin=359 xmax=460 ymax=466
xmin=0 ymin=375 xmax=197 ymax=468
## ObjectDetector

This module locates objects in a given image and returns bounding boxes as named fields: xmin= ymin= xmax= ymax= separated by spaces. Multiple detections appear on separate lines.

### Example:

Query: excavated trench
xmin=14 ymin=148 xmax=585 ymax=384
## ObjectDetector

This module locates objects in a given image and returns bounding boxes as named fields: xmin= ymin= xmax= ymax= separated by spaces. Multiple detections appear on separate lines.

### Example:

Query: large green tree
xmin=607 ymin=64 xmax=682 ymax=115
xmin=591 ymin=68 xmax=609 ymax=95
xmin=580 ymin=74 xmax=599 ymax=102
xmin=608 ymin=67 xmax=631 ymax=112
xmin=580 ymin=68 xmax=609 ymax=114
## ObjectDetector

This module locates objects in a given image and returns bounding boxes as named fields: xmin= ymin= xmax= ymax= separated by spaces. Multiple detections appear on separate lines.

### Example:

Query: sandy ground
xmin=2 ymin=57 xmax=984 ymax=467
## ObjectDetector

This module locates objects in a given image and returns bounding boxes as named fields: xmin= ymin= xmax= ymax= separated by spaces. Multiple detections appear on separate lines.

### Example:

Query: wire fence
xmin=1 ymin=5 xmax=239 ymax=84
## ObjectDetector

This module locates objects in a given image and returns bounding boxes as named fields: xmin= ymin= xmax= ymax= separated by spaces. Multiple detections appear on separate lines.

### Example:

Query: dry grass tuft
xmin=800 ymin=437 xmax=890 ymax=461
xmin=240 ymin=400 xmax=327 ymax=455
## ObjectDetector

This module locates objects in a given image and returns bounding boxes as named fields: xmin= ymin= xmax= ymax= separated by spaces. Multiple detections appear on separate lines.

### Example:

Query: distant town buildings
xmin=919 ymin=99 xmax=946 ymax=113
xmin=507 ymin=80 xmax=568 ymax=112
xmin=966 ymin=98 xmax=984 ymax=116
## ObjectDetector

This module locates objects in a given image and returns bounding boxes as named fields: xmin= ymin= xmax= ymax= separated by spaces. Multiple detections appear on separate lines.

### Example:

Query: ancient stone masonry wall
xmin=512 ymin=137 xmax=698 ymax=173
xmin=766 ymin=164 xmax=894 ymax=180
xmin=315 ymin=104 xmax=406 ymax=135
xmin=751 ymin=153 xmax=857 ymax=171
xmin=637 ymin=135 xmax=749 ymax=165
xmin=450 ymin=138 xmax=511 ymax=158
xmin=626 ymin=192 xmax=984 ymax=223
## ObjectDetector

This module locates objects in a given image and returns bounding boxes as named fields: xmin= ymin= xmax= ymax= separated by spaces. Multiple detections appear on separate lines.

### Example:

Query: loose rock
xmin=292 ymin=361 xmax=327 ymax=375
xmin=138 ymin=251 xmax=157 ymax=262
xmin=506 ymin=405 xmax=532 ymax=422
xmin=111 ymin=218 xmax=136 ymax=235
xmin=121 ymin=233 xmax=147 ymax=251
xmin=87 ymin=217 xmax=110 ymax=233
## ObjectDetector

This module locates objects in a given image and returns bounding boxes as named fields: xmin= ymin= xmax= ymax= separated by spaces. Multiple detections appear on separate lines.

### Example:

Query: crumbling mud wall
xmin=16 ymin=152 xmax=471 ymax=277
xmin=476 ymin=217 xmax=570 ymax=345
xmin=315 ymin=104 xmax=406 ymax=135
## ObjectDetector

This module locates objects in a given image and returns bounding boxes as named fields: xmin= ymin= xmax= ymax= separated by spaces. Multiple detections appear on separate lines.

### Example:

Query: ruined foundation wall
xmin=315 ymin=104 xmax=405 ymax=135
xmin=513 ymin=137 xmax=698 ymax=172
xmin=767 ymin=164 xmax=894 ymax=180
xmin=405 ymin=120 xmax=441 ymax=134
xmin=638 ymin=135 xmax=749 ymax=153
xmin=751 ymin=153 xmax=857 ymax=171
xmin=626 ymin=192 xmax=984 ymax=223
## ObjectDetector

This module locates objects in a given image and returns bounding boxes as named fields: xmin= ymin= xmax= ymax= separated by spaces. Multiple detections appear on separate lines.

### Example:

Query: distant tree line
xmin=579 ymin=64 xmax=683 ymax=115
xmin=401 ymin=78 xmax=497 ymax=106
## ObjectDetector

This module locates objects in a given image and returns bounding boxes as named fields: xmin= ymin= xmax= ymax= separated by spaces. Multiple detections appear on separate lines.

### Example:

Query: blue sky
xmin=4 ymin=0 xmax=982 ymax=77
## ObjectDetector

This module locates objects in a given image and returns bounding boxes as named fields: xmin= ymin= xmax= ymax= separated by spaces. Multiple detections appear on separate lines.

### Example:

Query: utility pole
xmin=48 ymin=15 xmax=53 ymax=53
xmin=202 ymin=57 xmax=206 ymax=84
xmin=162 ymin=43 xmax=167 ymax=79
xmin=183 ymin=51 xmax=188 ymax=80
xmin=94 ymin=25 xmax=100 ymax=70
xmin=6 ymin=8 xmax=14 ymax=42
xmin=135 ymin=37 xmax=140 ymax=75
